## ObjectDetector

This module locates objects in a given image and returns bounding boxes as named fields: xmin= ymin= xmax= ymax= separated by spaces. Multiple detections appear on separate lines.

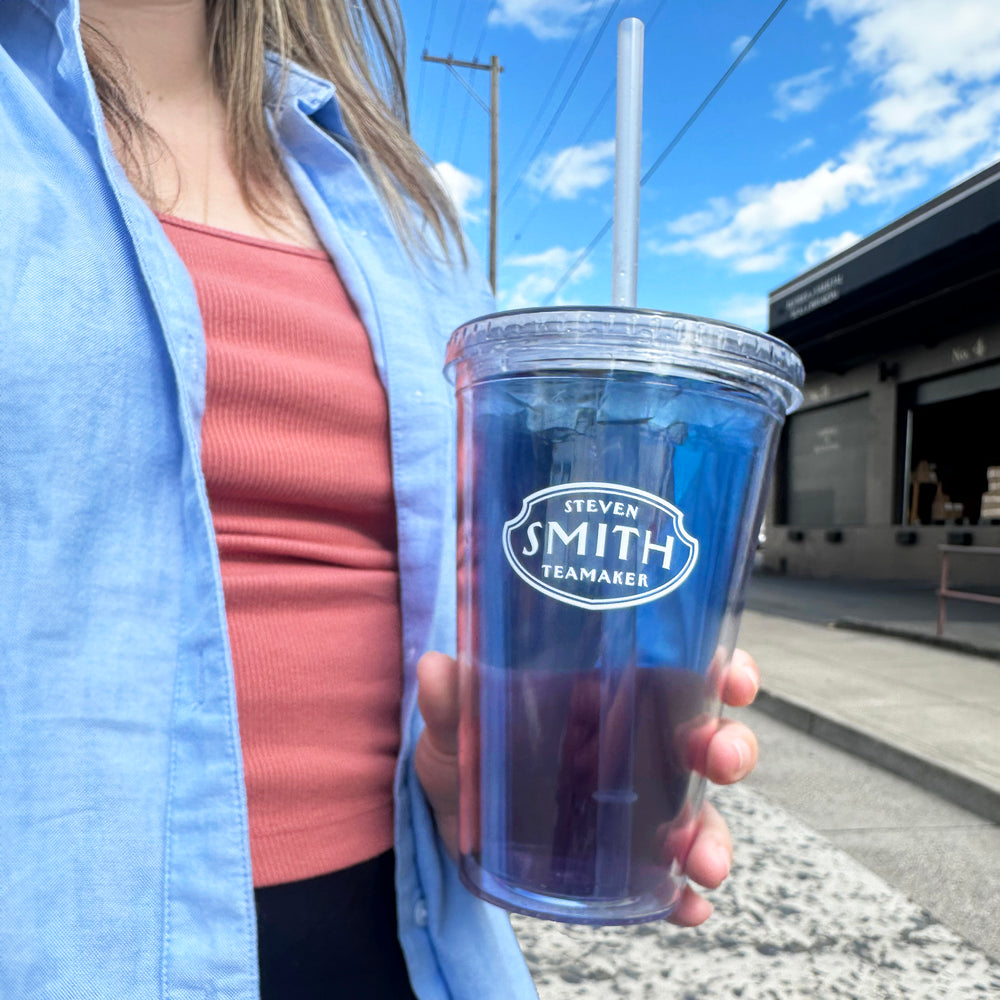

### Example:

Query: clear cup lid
xmin=445 ymin=306 xmax=804 ymax=414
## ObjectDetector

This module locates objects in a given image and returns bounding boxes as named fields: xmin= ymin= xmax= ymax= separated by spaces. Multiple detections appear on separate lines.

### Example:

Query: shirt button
xmin=413 ymin=898 xmax=429 ymax=928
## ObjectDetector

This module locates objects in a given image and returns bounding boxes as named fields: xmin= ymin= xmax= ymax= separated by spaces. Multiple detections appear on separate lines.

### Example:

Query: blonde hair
xmin=81 ymin=0 xmax=463 ymax=259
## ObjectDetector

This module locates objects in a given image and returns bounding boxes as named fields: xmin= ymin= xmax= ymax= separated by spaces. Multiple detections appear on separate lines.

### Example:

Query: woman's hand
xmin=413 ymin=648 xmax=761 ymax=926
xmin=665 ymin=648 xmax=760 ymax=926
xmin=413 ymin=651 xmax=463 ymax=860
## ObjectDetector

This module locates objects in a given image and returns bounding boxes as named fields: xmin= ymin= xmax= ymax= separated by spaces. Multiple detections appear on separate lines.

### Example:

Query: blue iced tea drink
xmin=445 ymin=308 xmax=802 ymax=924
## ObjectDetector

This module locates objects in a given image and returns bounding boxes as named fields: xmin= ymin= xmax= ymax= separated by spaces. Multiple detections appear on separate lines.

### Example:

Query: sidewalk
xmin=740 ymin=573 xmax=1000 ymax=824
xmin=746 ymin=571 xmax=1000 ymax=658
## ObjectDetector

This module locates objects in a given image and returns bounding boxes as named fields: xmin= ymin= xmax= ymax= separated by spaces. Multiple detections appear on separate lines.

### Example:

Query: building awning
xmin=768 ymin=160 xmax=1000 ymax=372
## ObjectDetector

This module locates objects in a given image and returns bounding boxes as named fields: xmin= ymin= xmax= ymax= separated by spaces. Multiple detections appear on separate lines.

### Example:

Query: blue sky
xmin=399 ymin=0 xmax=1000 ymax=330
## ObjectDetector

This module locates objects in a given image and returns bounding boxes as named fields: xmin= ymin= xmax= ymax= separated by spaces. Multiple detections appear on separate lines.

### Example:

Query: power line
xmin=640 ymin=0 xmax=790 ymax=186
xmin=451 ymin=18 xmax=490 ymax=166
xmin=503 ymin=0 xmax=670 ymax=254
xmin=559 ymin=0 xmax=671 ymax=149
xmin=646 ymin=0 xmax=672 ymax=31
xmin=414 ymin=0 xmax=440 ymax=123
xmin=503 ymin=0 xmax=603 ymax=180
xmin=542 ymin=0 xmax=791 ymax=305
xmin=447 ymin=0 xmax=469 ymax=53
xmin=504 ymin=81 xmax=614 ymax=254
xmin=431 ymin=0 xmax=471 ymax=159
xmin=501 ymin=0 xmax=623 ymax=209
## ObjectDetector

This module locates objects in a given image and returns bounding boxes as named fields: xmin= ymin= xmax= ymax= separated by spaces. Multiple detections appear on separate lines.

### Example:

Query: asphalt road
xmin=510 ymin=709 xmax=1000 ymax=998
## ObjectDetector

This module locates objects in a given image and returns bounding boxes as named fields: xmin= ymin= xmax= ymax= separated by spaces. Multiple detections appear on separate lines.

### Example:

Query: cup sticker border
xmin=502 ymin=481 xmax=699 ymax=610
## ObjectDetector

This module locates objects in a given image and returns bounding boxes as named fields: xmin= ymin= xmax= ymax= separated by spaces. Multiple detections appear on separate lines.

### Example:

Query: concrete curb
xmin=753 ymin=688 xmax=1000 ymax=826
xmin=833 ymin=617 xmax=1000 ymax=662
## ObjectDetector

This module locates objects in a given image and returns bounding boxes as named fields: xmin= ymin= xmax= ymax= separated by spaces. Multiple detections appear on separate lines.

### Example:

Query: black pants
xmin=255 ymin=851 xmax=418 ymax=999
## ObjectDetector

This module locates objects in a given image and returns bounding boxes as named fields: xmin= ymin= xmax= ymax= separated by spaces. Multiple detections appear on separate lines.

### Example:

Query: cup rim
xmin=458 ymin=303 xmax=768 ymax=336
xmin=444 ymin=305 xmax=805 ymax=414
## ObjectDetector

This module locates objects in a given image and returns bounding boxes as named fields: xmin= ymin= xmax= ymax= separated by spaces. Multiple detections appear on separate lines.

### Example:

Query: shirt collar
xmin=27 ymin=0 xmax=77 ymax=21
xmin=264 ymin=52 xmax=350 ymax=145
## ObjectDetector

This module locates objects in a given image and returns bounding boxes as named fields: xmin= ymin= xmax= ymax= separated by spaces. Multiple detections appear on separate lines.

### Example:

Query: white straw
xmin=612 ymin=18 xmax=644 ymax=308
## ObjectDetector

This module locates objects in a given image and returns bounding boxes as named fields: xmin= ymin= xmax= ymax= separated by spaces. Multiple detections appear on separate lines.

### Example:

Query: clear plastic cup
xmin=444 ymin=307 xmax=803 ymax=924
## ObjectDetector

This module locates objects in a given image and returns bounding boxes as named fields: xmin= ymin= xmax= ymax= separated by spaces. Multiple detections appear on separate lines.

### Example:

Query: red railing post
xmin=937 ymin=549 xmax=949 ymax=637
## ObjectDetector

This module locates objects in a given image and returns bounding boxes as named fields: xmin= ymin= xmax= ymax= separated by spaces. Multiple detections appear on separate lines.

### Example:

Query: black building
xmin=764 ymin=159 xmax=1000 ymax=584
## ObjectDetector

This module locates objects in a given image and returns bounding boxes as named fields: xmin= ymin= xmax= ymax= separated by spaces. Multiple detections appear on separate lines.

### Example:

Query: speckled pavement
xmin=511 ymin=785 xmax=1000 ymax=998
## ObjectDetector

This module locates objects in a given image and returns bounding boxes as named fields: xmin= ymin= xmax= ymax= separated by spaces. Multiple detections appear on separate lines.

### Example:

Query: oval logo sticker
xmin=502 ymin=482 xmax=699 ymax=610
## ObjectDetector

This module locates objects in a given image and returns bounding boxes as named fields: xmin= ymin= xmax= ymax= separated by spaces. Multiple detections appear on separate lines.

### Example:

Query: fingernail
xmin=733 ymin=738 xmax=751 ymax=771
xmin=740 ymin=661 xmax=760 ymax=696
xmin=715 ymin=845 xmax=732 ymax=881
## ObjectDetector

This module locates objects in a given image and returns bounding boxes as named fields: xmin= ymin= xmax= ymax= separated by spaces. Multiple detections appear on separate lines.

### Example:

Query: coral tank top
xmin=161 ymin=215 xmax=402 ymax=887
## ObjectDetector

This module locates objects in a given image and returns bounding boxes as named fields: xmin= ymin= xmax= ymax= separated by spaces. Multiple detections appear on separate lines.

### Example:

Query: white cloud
xmin=735 ymin=248 xmax=791 ymax=273
xmin=433 ymin=162 xmax=483 ymax=222
xmin=866 ymin=80 xmax=959 ymax=135
xmin=730 ymin=34 xmax=753 ymax=57
xmin=810 ymin=0 xmax=1000 ymax=152
xmin=488 ymin=0 xmax=611 ymax=40
xmin=812 ymin=0 xmax=1000 ymax=90
xmin=879 ymin=87 xmax=1000 ymax=172
xmin=804 ymin=230 xmax=862 ymax=265
xmin=501 ymin=245 xmax=593 ymax=309
xmin=785 ymin=137 xmax=817 ymax=156
xmin=660 ymin=0 xmax=1000 ymax=275
xmin=526 ymin=139 xmax=616 ymax=200
xmin=665 ymin=198 xmax=730 ymax=236
xmin=773 ymin=67 xmax=834 ymax=120
xmin=506 ymin=246 xmax=584 ymax=270
xmin=950 ymin=148 xmax=1000 ymax=187
xmin=716 ymin=294 xmax=770 ymax=332
xmin=652 ymin=160 xmax=875 ymax=266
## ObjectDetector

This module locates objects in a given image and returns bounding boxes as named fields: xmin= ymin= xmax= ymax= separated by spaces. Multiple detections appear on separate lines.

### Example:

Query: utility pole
xmin=421 ymin=52 xmax=503 ymax=294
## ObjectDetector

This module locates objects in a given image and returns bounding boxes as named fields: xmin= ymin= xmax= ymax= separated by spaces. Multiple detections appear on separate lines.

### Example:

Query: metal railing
xmin=937 ymin=544 xmax=1000 ymax=636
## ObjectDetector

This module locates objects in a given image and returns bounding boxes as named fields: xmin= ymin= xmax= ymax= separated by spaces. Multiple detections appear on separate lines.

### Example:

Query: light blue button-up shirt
xmin=0 ymin=2 xmax=537 ymax=996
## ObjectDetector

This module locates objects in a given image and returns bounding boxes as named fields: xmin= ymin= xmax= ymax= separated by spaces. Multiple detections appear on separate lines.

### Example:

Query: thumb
xmin=416 ymin=651 xmax=459 ymax=756
xmin=414 ymin=652 xmax=461 ymax=859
